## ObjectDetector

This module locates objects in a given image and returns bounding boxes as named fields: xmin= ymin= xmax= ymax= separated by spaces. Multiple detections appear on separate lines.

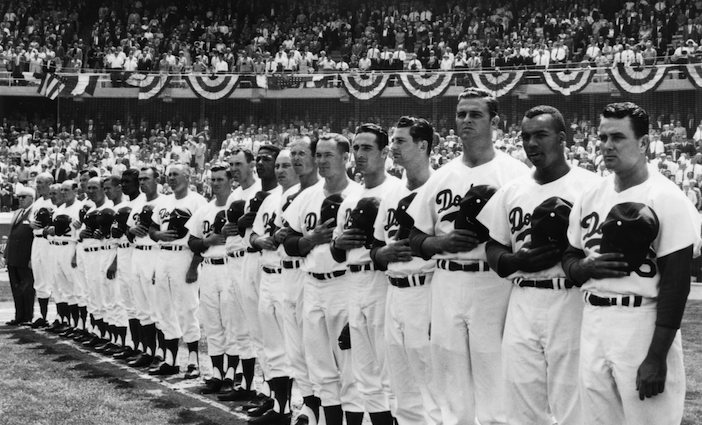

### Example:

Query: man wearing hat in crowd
xmin=563 ymin=102 xmax=701 ymax=425
xmin=5 ymin=187 xmax=36 ymax=325
xmin=478 ymin=105 xmax=599 ymax=424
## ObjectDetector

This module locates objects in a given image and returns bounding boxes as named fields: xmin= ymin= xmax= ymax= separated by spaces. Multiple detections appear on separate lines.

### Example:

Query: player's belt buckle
xmin=436 ymin=259 xmax=490 ymax=272
xmin=227 ymin=250 xmax=246 ymax=258
xmin=389 ymin=274 xmax=427 ymax=288
xmin=584 ymin=291 xmax=643 ymax=307
xmin=102 ymin=245 xmax=115 ymax=250
xmin=349 ymin=263 xmax=376 ymax=273
xmin=161 ymin=245 xmax=186 ymax=252
xmin=84 ymin=246 xmax=101 ymax=252
xmin=310 ymin=270 xmax=346 ymax=280
xmin=203 ymin=257 xmax=227 ymax=265
xmin=50 ymin=241 xmax=71 ymax=246
xmin=281 ymin=259 xmax=301 ymax=269
xmin=117 ymin=243 xmax=131 ymax=249
xmin=514 ymin=277 xmax=574 ymax=290
xmin=262 ymin=266 xmax=282 ymax=274
xmin=134 ymin=245 xmax=153 ymax=251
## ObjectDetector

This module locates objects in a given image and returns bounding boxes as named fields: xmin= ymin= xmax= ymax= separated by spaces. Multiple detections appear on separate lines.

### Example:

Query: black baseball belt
xmin=388 ymin=274 xmax=428 ymax=288
xmin=262 ymin=266 xmax=282 ymax=274
xmin=309 ymin=270 xmax=346 ymax=280
xmin=436 ymin=259 xmax=490 ymax=272
xmin=349 ymin=263 xmax=377 ymax=273
xmin=513 ymin=277 xmax=575 ymax=290
xmin=281 ymin=259 xmax=302 ymax=269
xmin=584 ymin=291 xmax=644 ymax=307
xmin=227 ymin=249 xmax=246 ymax=258
xmin=202 ymin=257 xmax=227 ymax=265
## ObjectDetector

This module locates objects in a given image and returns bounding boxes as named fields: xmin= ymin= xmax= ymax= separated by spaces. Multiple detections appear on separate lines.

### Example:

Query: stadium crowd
xmin=2 ymin=0 xmax=702 ymax=75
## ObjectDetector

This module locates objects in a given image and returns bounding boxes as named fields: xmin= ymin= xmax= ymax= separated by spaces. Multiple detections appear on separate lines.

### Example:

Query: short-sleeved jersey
xmin=186 ymin=198 xmax=229 ymax=258
xmin=151 ymin=191 xmax=207 ymax=247
xmin=335 ymin=175 xmax=403 ymax=266
xmin=252 ymin=185 xmax=284 ymax=267
xmin=31 ymin=196 xmax=55 ymax=237
xmin=274 ymin=183 xmax=303 ymax=264
xmin=478 ymin=167 xmax=600 ymax=280
xmin=407 ymin=151 xmax=530 ymax=261
xmin=567 ymin=171 xmax=702 ymax=298
xmin=51 ymin=199 xmax=84 ymax=242
xmin=112 ymin=195 xmax=142 ymax=246
xmin=82 ymin=199 xmax=115 ymax=248
xmin=242 ymin=185 xmax=282 ymax=251
xmin=373 ymin=175 xmax=435 ymax=278
xmin=127 ymin=194 xmax=162 ymax=247
xmin=283 ymin=179 xmax=363 ymax=273
xmin=225 ymin=179 xmax=261 ymax=254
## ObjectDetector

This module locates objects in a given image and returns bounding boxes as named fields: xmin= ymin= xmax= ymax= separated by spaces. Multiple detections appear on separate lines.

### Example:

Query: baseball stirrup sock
xmin=211 ymin=355 xmax=224 ymax=380
xmin=156 ymin=329 xmax=166 ymax=359
xmin=224 ymin=355 xmax=240 ymax=380
xmin=241 ymin=358 xmax=256 ymax=391
xmin=302 ymin=395 xmax=321 ymax=422
xmin=186 ymin=341 xmax=199 ymax=365
xmin=270 ymin=377 xmax=290 ymax=413
xmin=38 ymin=298 xmax=49 ymax=319
xmin=128 ymin=319 xmax=141 ymax=351
xmin=323 ymin=405 xmax=343 ymax=425
xmin=70 ymin=305 xmax=79 ymax=328
xmin=166 ymin=339 xmax=179 ymax=366
xmin=117 ymin=326 xmax=127 ymax=346
xmin=142 ymin=323 xmax=157 ymax=356
xmin=346 ymin=411 xmax=364 ymax=425
xmin=369 ymin=411 xmax=394 ymax=425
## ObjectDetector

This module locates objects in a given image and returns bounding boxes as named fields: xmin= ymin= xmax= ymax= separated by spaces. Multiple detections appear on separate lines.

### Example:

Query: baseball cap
xmin=599 ymin=202 xmax=659 ymax=272
xmin=530 ymin=197 xmax=573 ymax=252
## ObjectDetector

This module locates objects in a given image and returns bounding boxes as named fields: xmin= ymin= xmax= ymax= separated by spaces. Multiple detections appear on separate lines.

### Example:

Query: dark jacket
xmin=5 ymin=207 xmax=34 ymax=268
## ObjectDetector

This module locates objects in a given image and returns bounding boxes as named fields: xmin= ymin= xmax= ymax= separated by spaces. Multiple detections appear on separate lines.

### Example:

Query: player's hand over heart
xmin=440 ymin=229 xmax=480 ymax=253
xmin=376 ymin=239 xmax=413 ymax=264
xmin=333 ymin=228 xmax=366 ymax=250
xmin=510 ymin=242 xmax=562 ymax=272
xmin=579 ymin=252 xmax=629 ymax=279
xmin=306 ymin=218 xmax=335 ymax=246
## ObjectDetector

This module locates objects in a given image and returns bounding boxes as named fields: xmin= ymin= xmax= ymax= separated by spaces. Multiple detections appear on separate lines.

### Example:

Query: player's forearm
xmin=655 ymin=245 xmax=693 ymax=329
xmin=188 ymin=236 xmax=206 ymax=254
xmin=408 ymin=228 xmax=438 ymax=260
xmin=645 ymin=325 xmax=677 ymax=362
xmin=188 ymin=254 xmax=203 ymax=270
xmin=369 ymin=239 xmax=388 ymax=271
xmin=330 ymin=238 xmax=346 ymax=263
xmin=283 ymin=231 xmax=311 ymax=257
xmin=562 ymin=245 xmax=588 ymax=286
xmin=485 ymin=239 xmax=518 ymax=278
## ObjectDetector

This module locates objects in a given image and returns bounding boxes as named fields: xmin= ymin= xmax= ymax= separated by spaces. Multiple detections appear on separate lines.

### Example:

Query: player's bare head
xmin=394 ymin=116 xmax=434 ymax=157
xmin=353 ymin=123 xmax=389 ymax=176
xmin=456 ymin=88 xmax=499 ymax=144
xmin=228 ymin=148 xmax=254 ymax=183
xmin=355 ymin=123 xmax=389 ymax=151
xmin=48 ymin=183 xmax=61 ymax=204
xmin=102 ymin=175 xmax=123 ymax=202
xmin=138 ymin=166 xmax=159 ymax=195
xmin=86 ymin=177 xmax=104 ymax=202
xmin=523 ymin=105 xmax=566 ymax=134
xmin=275 ymin=149 xmax=299 ymax=190
xmin=521 ymin=106 xmax=568 ymax=170
xmin=256 ymin=145 xmax=281 ymax=181
xmin=167 ymin=164 xmax=190 ymax=193
xmin=599 ymin=102 xmax=649 ymax=173
xmin=314 ymin=133 xmax=350 ymax=179
xmin=79 ymin=169 xmax=98 ymax=189
xmin=210 ymin=163 xmax=233 ymax=196
xmin=457 ymin=88 xmax=498 ymax=118
xmin=289 ymin=137 xmax=316 ymax=177
xmin=60 ymin=180 xmax=77 ymax=202
xmin=121 ymin=168 xmax=140 ymax=197
xmin=35 ymin=172 xmax=54 ymax=195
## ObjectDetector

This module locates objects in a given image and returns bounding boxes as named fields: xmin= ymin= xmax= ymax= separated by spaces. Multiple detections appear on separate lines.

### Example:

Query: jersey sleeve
xmin=477 ymin=185 xmax=511 ymax=247
xmin=252 ymin=201 xmax=268 ymax=236
xmin=373 ymin=195 xmax=389 ymax=242
xmin=282 ymin=195 xmax=303 ymax=233
xmin=186 ymin=206 xmax=205 ymax=239
xmin=567 ymin=196 xmax=585 ymax=250
xmin=407 ymin=178 xmax=437 ymax=235
xmin=653 ymin=189 xmax=702 ymax=257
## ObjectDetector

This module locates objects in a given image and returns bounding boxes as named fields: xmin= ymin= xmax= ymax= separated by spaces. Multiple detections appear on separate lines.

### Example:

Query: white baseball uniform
xmin=49 ymin=200 xmax=83 ymax=306
xmin=30 ymin=196 xmax=55 ymax=300
xmin=74 ymin=200 xmax=95 ymax=311
xmin=407 ymin=151 xmax=529 ymax=425
xmin=478 ymin=167 xmax=599 ymax=425
xmin=107 ymin=196 xmax=140 ymax=329
xmin=372 ymin=174 xmax=442 ymax=425
xmin=81 ymin=200 xmax=115 ymax=324
xmin=334 ymin=175 xmax=402 ymax=414
xmin=151 ymin=191 xmax=207 ymax=342
xmin=283 ymin=179 xmax=363 ymax=411
xmin=567 ymin=171 xmax=700 ymax=425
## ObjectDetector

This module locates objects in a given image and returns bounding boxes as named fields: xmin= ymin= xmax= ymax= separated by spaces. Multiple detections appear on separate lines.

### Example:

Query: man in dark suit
xmin=5 ymin=187 xmax=36 ymax=325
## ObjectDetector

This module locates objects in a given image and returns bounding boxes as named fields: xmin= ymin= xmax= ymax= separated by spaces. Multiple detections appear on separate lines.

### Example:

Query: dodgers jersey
xmin=82 ymin=199 xmax=115 ymax=248
xmin=478 ymin=166 xmax=600 ymax=280
xmin=225 ymin=179 xmax=261 ymax=254
xmin=151 ymin=191 xmax=207 ymax=247
xmin=252 ymin=185 xmax=284 ymax=267
xmin=567 ymin=171 xmax=701 ymax=298
xmin=408 ymin=150 xmax=530 ymax=261
xmin=373 ymin=175 xmax=436 ymax=278
xmin=51 ymin=199 xmax=85 ymax=242
xmin=335 ymin=175 xmax=404 ymax=266
xmin=31 ymin=196 xmax=56 ymax=237
xmin=273 ymin=183 xmax=304 ymax=264
xmin=283 ymin=179 xmax=363 ymax=273
xmin=186 ymin=198 xmax=228 ymax=258
xmin=112 ymin=194 xmax=143 ymax=247
xmin=127 ymin=194 xmax=162 ymax=247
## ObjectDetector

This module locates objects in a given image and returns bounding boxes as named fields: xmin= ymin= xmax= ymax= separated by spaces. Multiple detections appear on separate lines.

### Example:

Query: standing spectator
xmin=5 ymin=187 xmax=35 ymax=325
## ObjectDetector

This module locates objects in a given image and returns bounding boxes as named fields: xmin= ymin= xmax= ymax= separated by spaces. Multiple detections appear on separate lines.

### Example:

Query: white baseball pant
xmin=502 ymin=286 xmax=583 ymax=425
xmin=238 ymin=252 xmax=265 ymax=365
xmin=225 ymin=254 xmax=255 ymax=358
xmin=74 ymin=243 xmax=89 ymax=307
xmin=131 ymin=246 xmax=159 ymax=327
xmin=31 ymin=237 xmax=51 ymax=299
xmin=430 ymin=269 xmax=511 ymax=425
xmin=281 ymin=266 xmax=315 ymax=397
xmin=303 ymin=274 xmax=363 ymax=411
xmin=347 ymin=269 xmax=393 ymax=413
xmin=51 ymin=242 xmax=79 ymax=305
xmin=83 ymin=248 xmax=107 ymax=320
xmin=154 ymin=249 xmax=201 ymax=342
xmin=116 ymin=246 xmax=137 ymax=321
xmin=258 ymin=266 xmax=289 ymax=379
xmin=102 ymin=246 xmax=120 ymax=325
xmin=384 ymin=277 xmax=442 ymax=425
xmin=579 ymin=303 xmax=685 ymax=425
xmin=199 ymin=261 xmax=231 ymax=356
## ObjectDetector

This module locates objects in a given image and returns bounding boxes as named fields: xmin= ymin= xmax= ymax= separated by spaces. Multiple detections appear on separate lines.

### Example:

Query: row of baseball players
xmin=27 ymin=88 xmax=699 ymax=425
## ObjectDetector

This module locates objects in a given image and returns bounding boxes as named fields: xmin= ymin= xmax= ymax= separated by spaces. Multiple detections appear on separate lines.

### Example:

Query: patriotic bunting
xmin=185 ymin=74 xmax=239 ymax=100
xmin=339 ymin=72 xmax=390 ymax=100
xmin=38 ymin=73 xmax=65 ymax=100
xmin=37 ymin=73 xmax=99 ymax=100
xmin=126 ymin=73 xmax=171 ymax=100
xmin=468 ymin=70 xmax=525 ymax=98
xmin=606 ymin=64 xmax=668 ymax=94
xmin=398 ymin=72 xmax=453 ymax=99
xmin=685 ymin=64 xmax=702 ymax=88
xmin=542 ymin=69 xmax=594 ymax=96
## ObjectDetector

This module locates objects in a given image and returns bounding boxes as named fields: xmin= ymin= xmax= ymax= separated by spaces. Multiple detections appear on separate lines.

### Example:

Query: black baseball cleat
xmin=59 ymin=327 xmax=76 ymax=338
xmin=5 ymin=319 xmax=20 ymax=326
xmin=218 ymin=378 xmax=235 ymax=394
xmin=217 ymin=387 xmax=257 ymax=402
xmin=82 ymin=335 xmax=102 ymax=347
xmin=30 ymin=318 xmax=49 ymax=329
xmin=293 ymin=414 xmax=310 ymax=425
xmin=148 ymin=363 xmax=180 ymax=376
xmin=113 ymin=347 xmax=137 ymax=360
xmin=247 ymin=409 xmax=291 ymax=424
xmin=104 ymin=345 xmax=125 ymax=356
xmin=200 ymin=378 xmax=223 ymax=394
xmin=246 ymin=398 xmax=275 ymax=417
xmin=46 ymin=320 xmax=65 ymax=333
xmin=127 ymin=353 xmax=153 ymax=368
xmin=243 ymin=393 xmax=274 ymax=409
xmin=184 ymin=364 xmax=200 ymax=380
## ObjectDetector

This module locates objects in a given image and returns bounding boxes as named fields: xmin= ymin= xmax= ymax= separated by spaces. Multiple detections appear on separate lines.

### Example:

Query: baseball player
xmin=272 ymin=137 xmax=322 ymax=425
xmin=370 ymin=116 xmax=441 ymax=425
xmin=149 ymin=164 xmax=207 ymax=377
xmin=406 ymin=88 xmax=530 ymax=425
xmin=331 ymin=124 xmax=401 ymax=425
xmin=126 ymin=167 xmax=163 ymax=368
xmin=282 ymin=134 xmax=364 ymax=425
xmin=79 ymin=177 xmax=115 ymax=347
xmin=43 ymin=182 xmax=67 ymax=332
xmin=29 ymin=173 xmax=55 ymax=329
xmin=563 ymin=102 xmax=700 ymax=425
xmin=248 ymin=149 xmax=301 ymax=424
xmin=218 ymin=148 xmax=262 ymax=399
xmin=477 ymin=106 xmax=599 ymax=425
xmin=185 ymin=164 xmax=231 ymax=393
xmin=110 ymin=169 xmax=144 ymax=360
xmin=44 ymin=181 xmax=83 ymax=337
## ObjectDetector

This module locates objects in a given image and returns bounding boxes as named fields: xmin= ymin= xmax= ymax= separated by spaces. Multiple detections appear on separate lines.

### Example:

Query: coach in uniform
xmin=29 ymin=173 xmax=55 ymax=328
xmin=407 ymin=88 xmax=529 ymax=425
xmin=563 ymin=102 xmax=700 ymax=425
xmin=371 ymin=117 xmax=442 ymax=425
xmin=478 ymin=106 xmax=599 ymax=424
